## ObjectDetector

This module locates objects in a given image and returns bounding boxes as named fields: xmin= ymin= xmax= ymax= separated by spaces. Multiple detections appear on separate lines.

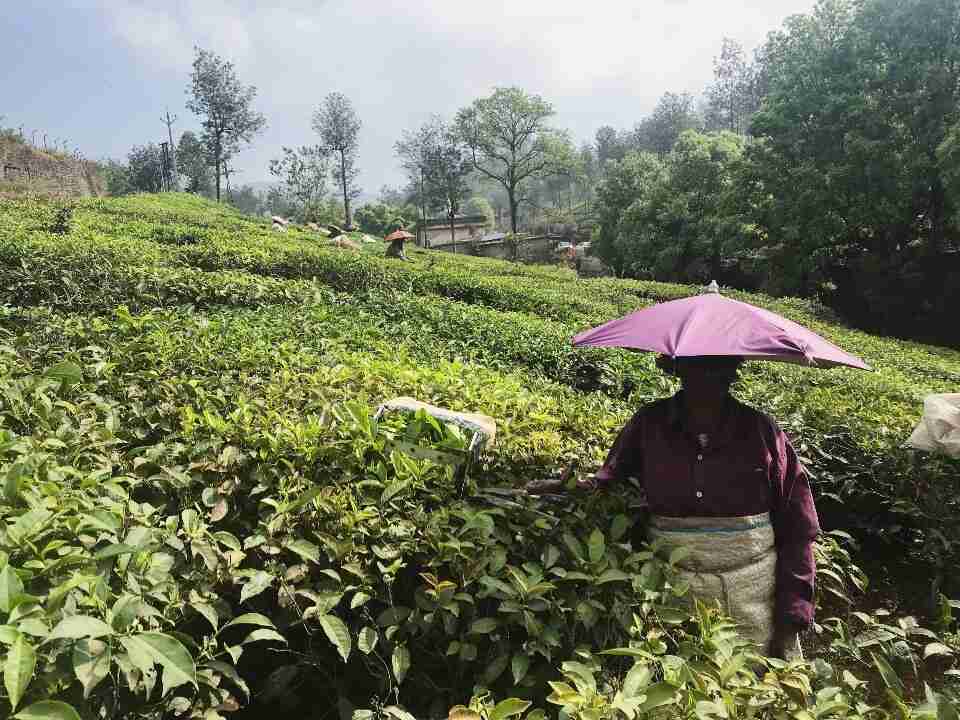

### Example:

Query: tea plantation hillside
xmin=0 ymin=193 xmax=958 ymax=719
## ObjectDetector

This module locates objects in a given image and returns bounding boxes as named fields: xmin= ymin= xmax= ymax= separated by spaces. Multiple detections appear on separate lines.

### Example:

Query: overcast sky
xmin=3 ymin=1 xmax=816 ymax=197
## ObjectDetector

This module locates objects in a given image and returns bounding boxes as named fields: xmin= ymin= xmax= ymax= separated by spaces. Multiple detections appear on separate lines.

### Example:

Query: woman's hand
xmin=523 ymin=477 xmax=565 ymax=495
xmin=525 ymin=460 xmax=588 ymax=495
xmin=768 ymin=623 xmax=801 ymax=659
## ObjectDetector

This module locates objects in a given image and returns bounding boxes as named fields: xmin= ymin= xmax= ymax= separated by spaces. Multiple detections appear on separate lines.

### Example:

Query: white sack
xmin=907 ymin=393 xmax=960 ymax=459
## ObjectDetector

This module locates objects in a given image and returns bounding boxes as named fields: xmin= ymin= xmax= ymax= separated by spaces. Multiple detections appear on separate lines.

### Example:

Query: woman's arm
xmin=527 ymin=411 xmax=646 ymax=494
xmin=767 ymin=420 xmax=820 ymax=632
xmin=588 ymin=411 xmax=645 ymax=489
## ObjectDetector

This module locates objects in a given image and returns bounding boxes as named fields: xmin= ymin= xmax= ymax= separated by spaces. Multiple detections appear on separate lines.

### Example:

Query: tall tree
xmin=176 ymin=131 xmax=213 ymax=196
xmin=186 ymin=48 xmax=266 ymax=202
xmin=226 ymin=184 xmax=267 ymax=216
xmin=126 ymin=144 xmax=165 ymax=194
xmin=593 ymin=151 xmax=666 ymax=273
xmin=704 ymin=38 xmax=749 ymax=134
xmin=268 ymin=145 xmax=330 ymax=221
xmin=633 ymin=92 xmax=700 ymax=157
xmin=456 ymin=87 xmax=557 ymax=233
xmin=595 ymin=125 xmax=628 ymax=167
xmin=313 ymin=93 xmax=361 ymax=229
xmin=396 ymin=117 xmax=444 ymax=244
xmin=577 ymin=143 xmax=600 ymax=213
xmin=751 ymin=0 xmax=960 ymax=270
xmin=423 ymin=121 xmax=474 ymax=250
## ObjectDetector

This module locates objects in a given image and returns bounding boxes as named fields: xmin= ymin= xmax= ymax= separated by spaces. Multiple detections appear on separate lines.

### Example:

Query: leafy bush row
xmin=1 ymin=194 xmax=959 ymax=717
xmin=0 ymin=328 xmax=955 ymax=718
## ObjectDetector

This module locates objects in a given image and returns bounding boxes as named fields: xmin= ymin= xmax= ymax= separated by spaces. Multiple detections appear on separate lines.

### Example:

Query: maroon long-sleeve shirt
xmin=593 ymin=392 xmax=820 ymax=630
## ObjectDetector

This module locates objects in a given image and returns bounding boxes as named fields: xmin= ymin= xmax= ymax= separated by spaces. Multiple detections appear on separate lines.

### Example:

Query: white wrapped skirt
xmin=648 ymin=511 xmax=801 ymax=660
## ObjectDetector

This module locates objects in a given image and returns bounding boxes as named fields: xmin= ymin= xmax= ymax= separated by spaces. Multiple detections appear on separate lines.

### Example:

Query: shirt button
xmin=696 ymin=454 xmax=703 ymax=461
xmin=696 ymin=491 xmax=703 ymax=498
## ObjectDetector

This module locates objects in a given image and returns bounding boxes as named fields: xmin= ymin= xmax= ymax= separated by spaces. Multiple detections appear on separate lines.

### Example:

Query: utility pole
xmin=161 ymin=110 xmax=178 ymax=189
xmin=160 ymin=142 xmax=173 ymax=192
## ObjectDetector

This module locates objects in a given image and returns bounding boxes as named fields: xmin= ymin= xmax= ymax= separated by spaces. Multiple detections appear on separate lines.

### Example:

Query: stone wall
xmin=0 ymin=139 xmax=103 ymax=197
xmin=433 ymin=235 xmax=558 ymax=263
xmin=423 ymin=222 xmax=485 ymax=246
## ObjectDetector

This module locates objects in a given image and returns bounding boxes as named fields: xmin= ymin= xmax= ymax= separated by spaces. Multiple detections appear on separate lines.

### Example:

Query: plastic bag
xmin=906 ymin=393 xmax=960 ymax=459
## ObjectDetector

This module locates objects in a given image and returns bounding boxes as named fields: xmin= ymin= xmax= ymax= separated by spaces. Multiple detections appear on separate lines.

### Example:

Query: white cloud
xmin=91 ymin=0 xmax=817 ymax=190
xmin=102 ymin=0 xmax=255 ymax=69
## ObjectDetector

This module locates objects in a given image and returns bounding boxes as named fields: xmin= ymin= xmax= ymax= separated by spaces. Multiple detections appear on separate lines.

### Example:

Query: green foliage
xmin=0 ymin=193 xmax=957 ymax=718
xmin=456 ymin=87 xmax=558 ymax=233
xmin=606 ymin=131 xmax=749 ymax=282
xmin=313 ymin=92 xmax=362 ymax=227
xmin=175 ymin=131 xmax=213 ymax=198
xmin=595 ymin=0 xmax=960 ymax=346
xmin=356 ymin=202 xmax=413 ymax=237
xmin=267 ymin=144 xmax=330 ymax=222
xmin=186 ymin=47 xmax=266 ymax=202
xmin=103 ymin=145 xmax=166 ymax=197
xmin=466 ymin=197 xmax=496 ymax=229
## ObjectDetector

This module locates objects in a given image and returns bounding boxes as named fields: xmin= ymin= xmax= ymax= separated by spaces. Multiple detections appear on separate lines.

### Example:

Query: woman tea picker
xmin=538 ymin=282 xmax=871 ymax=659
xmin=590 ymin=355 xmax=817 ymax=660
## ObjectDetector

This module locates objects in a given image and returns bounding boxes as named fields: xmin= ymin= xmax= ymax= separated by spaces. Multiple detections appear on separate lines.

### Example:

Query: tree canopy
xmin=313 ymin=93 xmax=362 ymax=229
xmin=185 ymin=47 xmax=266 ymax=202
xmin=455 ymin=87 xmax=559 ymax=233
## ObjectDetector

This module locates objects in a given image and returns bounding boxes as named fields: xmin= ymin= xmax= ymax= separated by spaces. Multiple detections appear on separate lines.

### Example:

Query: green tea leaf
xmin=597 ymin=569 xmax=630 ymax=584
xmin=610 ymin=514 xmax=630 ymax=541
xmin=668 ymin=546 xmax=691 ymax=567
xmin=44 ymin=362 xmax=83 ymax=385
xmin=587 ymin=528 xmax=605 ymax=563
xmin=350 ymin=592 xmax=372 ymax=609
xmin=637 ymin=682 xmax=678 ymax=712
xmin=562 ymin=532 xmax=584 ymax=561
xmin=377 ymin=606 xmax=411 ymax=627
xmin=392 ymin=644 xmax=410 ymax=685
xmin=285 ymin=539 xmax=320 ymax=563
xmin=5 ymin=634 xmax=36 ymax=711
xmin=239 ymin=571 xmax=274 ymax=604
xmin=0 ymin=625 xmax=21 ymax=643
xmin=871 ymin=652 xmax=904 ymax=693
xmin=13 ymin=701 xmax=82 ymax=720
xmin=924 ymin=642 xmax=952 ymax=658
xmin=623 ymin=662 xmax=652 ymax=698
xmin=72 ymin=639 xmax=111 ymax=699
xmin=489 ymin=698 xmax=531 ymax=720
xmin=0 ymin=565 xmax=24 ymax=613
xmin=511 ymin=653 xmax=530 ymax=684
xmin=358 ymin=626 xmax=378 ymax=655
xmin=318 ymin=615 xmax=351 ymax=662
xmin=94 ymin=544 xmax=137 ymax=560
xmin=481 ymin=654 xmax=510 ymax=685
xmin=203 ymin=660 xmax=250 ymax=699
xmin=222 ymin=613 xmax=276 ymax=631
xmin=469 ymin=618 xmax=498 ymax=634
xmin=120 ymin=632 xmax=197 ymax=696
xmin=243 ymin=629 xmax=287 ymax=645
xmin=48 ymin=615 xmax=114 ymax=641
xmin=193 ymin=602 xmax=219 ymax=631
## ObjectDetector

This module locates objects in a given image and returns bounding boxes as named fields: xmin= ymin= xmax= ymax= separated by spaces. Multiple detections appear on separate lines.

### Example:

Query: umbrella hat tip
xmin=702 ymin=280 xmax=721 ymax=294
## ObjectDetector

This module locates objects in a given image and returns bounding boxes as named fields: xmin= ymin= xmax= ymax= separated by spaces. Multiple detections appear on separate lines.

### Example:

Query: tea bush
xmin=0 ymin=193 xmax=957 ymax=719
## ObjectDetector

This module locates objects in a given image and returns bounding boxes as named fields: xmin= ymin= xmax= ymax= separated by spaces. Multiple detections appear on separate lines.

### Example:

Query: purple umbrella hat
xmin=572 ymin=281 xmax=870 ymax=370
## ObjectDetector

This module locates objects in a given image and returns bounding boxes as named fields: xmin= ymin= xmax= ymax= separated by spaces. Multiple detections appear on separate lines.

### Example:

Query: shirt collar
xmin=667 ymin=391 xmax=742 ymax=451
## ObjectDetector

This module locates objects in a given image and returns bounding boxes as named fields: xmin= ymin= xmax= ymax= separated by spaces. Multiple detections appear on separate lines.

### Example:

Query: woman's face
xmin=675 ymin=357 xmax=742 ymax=400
